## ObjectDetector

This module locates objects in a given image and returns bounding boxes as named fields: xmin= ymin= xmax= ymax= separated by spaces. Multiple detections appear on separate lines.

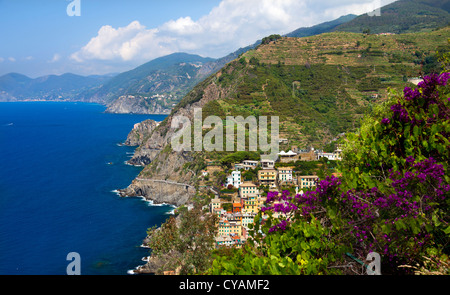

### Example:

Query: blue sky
xmin=0 ymin=0 xmax=396 ymax=77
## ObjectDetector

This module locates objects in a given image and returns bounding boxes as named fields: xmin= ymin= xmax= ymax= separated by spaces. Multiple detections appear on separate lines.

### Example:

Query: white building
xmin=242 ymin=160 xmax=259 ymax=168
xmin=317 ymin=151 xmax=342 ymax=161
xmin=226 ymin=170 xmax=242 ymax=188
xmin=278 ymin=167 xmax=294 ymax=184
xmin=260 ymin=159 xmax=275 ymax=169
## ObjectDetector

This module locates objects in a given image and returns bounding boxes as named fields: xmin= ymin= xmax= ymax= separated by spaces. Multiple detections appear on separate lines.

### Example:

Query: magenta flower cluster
xmin=262 ymin=157 xmax=448 ymax=262
xmin=382 ymin=72 xmax=450 ymax=127
xmin=258 ymin=72 xmax=449 ymax=270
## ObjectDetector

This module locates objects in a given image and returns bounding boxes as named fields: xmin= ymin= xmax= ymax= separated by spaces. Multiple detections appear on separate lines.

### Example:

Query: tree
xmin=261 ymin=34 xmax=282 ymax=45
xmin=146 ymin=204 xmax=217 ymax=274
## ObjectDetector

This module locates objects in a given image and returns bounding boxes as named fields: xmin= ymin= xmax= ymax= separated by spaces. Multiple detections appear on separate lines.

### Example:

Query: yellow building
xmin=239 ymin=182 xmax=259 ymax=198
xmin=298 ymin=175 xmax=319 ymax=189
xmin=243 ymin=195 xmax=258 ymax=214
xmin=217 ymin=216 xmax=242 ymax=237
xmin=210 ymin=197 xmax=221 ymax=213
xmin=258 ymin=169 xmax=277 ymax=187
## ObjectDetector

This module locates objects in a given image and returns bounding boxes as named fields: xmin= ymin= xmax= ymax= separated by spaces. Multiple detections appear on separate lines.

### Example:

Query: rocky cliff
xmin=118 ymin=76 xmax=228 ymax=206
xmin=124 ymin=119 xmax=160 ymax=147
xmin=105 ymin=95 xmax=172 ymax=114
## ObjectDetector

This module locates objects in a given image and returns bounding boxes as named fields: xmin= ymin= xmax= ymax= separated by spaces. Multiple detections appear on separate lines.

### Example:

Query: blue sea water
xmin=0 ymin=102 xmax=170 ymax=275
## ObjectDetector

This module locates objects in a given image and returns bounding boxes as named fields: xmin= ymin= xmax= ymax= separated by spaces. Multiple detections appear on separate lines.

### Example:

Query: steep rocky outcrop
xmin=124 ymin=119 xmax=160 ymax=147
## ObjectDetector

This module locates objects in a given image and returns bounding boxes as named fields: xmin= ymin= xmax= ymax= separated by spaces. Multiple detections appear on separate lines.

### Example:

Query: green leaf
xmin=413 ymin=125 xmax=419 ymax=138
xmin=444 ymin=226 xmax=450 ymax=236
xmin=403 ymin=125 xmax=410 ymax=137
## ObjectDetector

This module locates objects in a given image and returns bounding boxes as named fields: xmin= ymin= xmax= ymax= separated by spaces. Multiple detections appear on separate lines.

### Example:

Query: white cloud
xmin=0 ymin=57 xmax=4 ymax=63
xmin=8 ymin=57 xmax=16 ymax=62
xmin=49 ymin=54 xmax=61 ymax=63
xmin=70 ymin=21 xmax=173 ymax=63
xmin=70 ymin=0 xmax=396 ymax=65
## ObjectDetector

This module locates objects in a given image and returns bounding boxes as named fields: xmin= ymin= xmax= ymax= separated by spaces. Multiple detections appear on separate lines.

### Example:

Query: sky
xmin=0 ymin=0 xmax=397 ymax=78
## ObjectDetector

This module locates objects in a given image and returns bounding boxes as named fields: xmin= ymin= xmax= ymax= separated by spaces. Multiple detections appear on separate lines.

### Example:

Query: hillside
xmin=334 ymin=0 xmax=450 ymax=34
xmin=119 ymin=27 xmax=450 ymax=209
xmin=102 ymin=49 xmax=265 ymax=114
xmin=99 ymin=0 xmax=450 ymax=114
xmin=285 ymin=14 xmax=357 ymax=38
xmin=179 ymin=27 xmax=449 ymax=150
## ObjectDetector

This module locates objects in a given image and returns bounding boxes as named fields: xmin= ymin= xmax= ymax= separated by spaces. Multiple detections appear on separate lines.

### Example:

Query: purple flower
xmin=268 ymin=220 xmax=288 ymax=233
xmin=381 ymin=118 xmax=390 ymax=125
xmin=403 ymin=87 xmax=420 ymax=101
xmin=437 ymin=72 xmax=450 ymax=86
xmin=405 ymin=156 xmax=415 ymax=164
xmin=390 ymin=104 xmax=409 ymax=122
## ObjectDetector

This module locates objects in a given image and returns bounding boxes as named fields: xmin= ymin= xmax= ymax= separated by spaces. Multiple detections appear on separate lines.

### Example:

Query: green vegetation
xmin=198 ymin=27 xmax=450 ymax=149
xmin=207 ymin=68 xmax=450 ymax=275
xmin=220 ymin=151 xmax=260 ymax=167
xmin=145 ymin=204 xmax=217 ymax=275
xmin=261 ymin=34 xmax=282 ymax=45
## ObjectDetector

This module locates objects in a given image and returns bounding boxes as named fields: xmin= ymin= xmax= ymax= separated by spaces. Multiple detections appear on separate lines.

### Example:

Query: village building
xmin=226 ymin=170 xmax=242 ymax=188
xmin=260 ymin=159 xmax=275 ymax=169
xmin=258 ymin=169 xmax=277 ymax=188
xmin=278 ymin=167 xmax=294 ymax=185
xmin=278 ymin=150 xmax=298 ymax=163
xmin=239 ymin=182 xmax=259 ymax=198
xmin=242 ymin=160 xmax=259 ymax=168
xmin=298 ymin=175 xmax=319 ymax=189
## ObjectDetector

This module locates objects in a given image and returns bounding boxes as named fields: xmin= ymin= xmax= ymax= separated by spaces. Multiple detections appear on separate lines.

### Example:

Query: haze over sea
xmin=0 ymin=102 xmax=170 ymax=275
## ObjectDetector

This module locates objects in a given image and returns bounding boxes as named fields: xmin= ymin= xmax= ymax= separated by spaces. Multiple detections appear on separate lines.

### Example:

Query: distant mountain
xmin=76 ymin=52 xmax=217 ymax=113
xmin=83 ymin=53 xmax=215 ymax=101
xmin=0 ymin=72 xmax=111 ymax=102
xmin=285 ymin=14 xmax=357 ymax=37
xmin=333 ymin=0 xmax=450 ymax=34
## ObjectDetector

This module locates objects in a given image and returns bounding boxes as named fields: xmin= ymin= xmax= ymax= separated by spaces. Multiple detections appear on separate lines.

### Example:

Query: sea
xmin=0 ymin=101 xmax=171 ymax=275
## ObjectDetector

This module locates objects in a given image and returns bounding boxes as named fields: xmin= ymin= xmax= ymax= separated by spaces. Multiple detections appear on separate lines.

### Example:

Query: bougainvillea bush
xmin=207 ymin=72 xmax=449 ymax=275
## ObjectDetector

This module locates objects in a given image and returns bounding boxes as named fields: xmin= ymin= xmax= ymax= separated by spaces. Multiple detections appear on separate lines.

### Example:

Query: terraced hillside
xmin=173 ymin=27 xmax=450 ymax=152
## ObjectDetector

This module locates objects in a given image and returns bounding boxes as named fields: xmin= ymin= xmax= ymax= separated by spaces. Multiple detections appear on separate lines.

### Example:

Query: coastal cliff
xmin=119 ymin=78 xmax=228 ymax=206
xmin=105 ymin=95 xmax=172 ymax=115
